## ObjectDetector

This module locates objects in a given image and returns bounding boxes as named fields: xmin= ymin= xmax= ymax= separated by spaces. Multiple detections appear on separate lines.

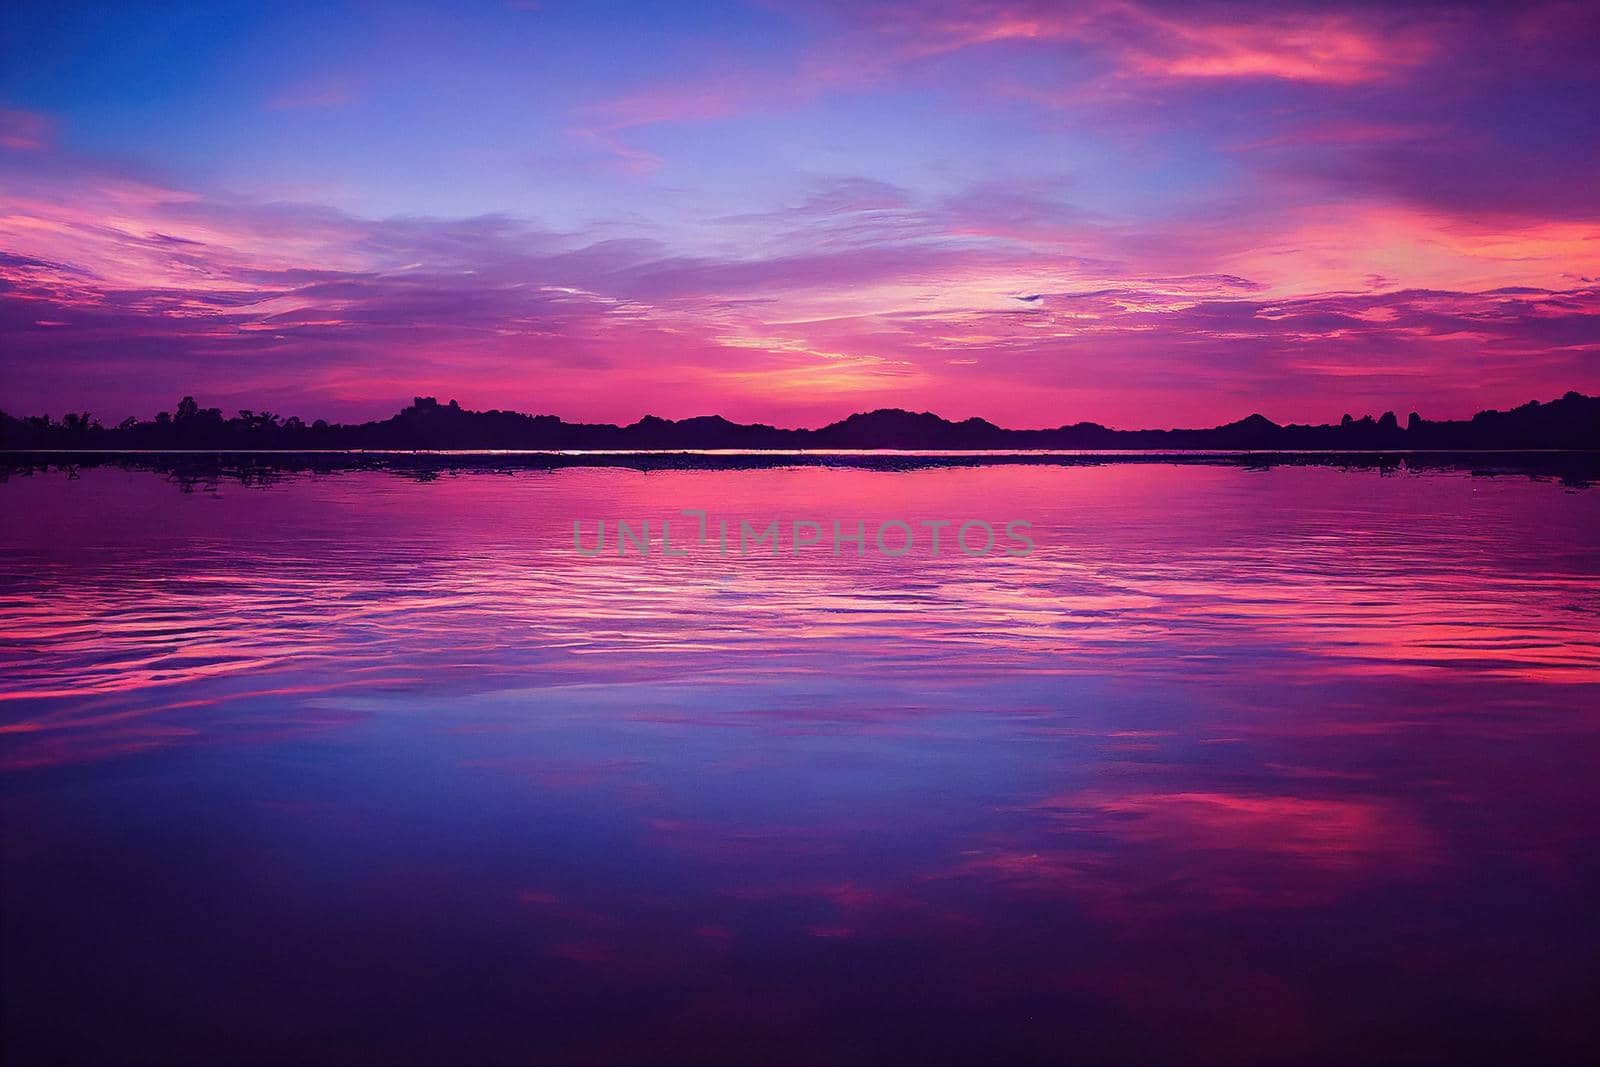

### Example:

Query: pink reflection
xmin=3 ymin=463 xmax=1597 ymax=769
xmin=2 ymin=463 xmax=1598 ymax=1064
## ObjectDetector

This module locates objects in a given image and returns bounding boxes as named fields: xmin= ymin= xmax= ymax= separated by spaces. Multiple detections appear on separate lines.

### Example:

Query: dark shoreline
xmin=4 ymin=448 xmax=1597 ymax=487
xmin=7 ymin=391 xmax=1596 ymax=455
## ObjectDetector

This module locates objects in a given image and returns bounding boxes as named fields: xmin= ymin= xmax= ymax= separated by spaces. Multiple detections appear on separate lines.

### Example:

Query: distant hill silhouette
xmin=3 ymin=391 xmax=1597 ymax=452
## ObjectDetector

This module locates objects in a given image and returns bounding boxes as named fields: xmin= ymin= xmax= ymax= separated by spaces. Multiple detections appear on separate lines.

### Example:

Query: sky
xmin=1 ymin=0 xmax=1597 ymax=428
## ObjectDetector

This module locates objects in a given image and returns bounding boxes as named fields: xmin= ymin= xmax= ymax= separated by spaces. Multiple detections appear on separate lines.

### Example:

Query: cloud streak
xmin=1 ymin=2 xmax=1597 ymax=424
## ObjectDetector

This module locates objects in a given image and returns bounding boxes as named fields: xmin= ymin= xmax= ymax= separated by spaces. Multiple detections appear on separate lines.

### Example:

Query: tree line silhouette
xmin=3 ymin=391 xmax=1596 ymax=451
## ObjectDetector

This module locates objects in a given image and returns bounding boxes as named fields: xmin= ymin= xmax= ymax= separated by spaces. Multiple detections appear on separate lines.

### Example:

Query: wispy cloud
xmin=2 ymin=2 xmax=1597 ymax=423
xmin=3 ymin=151 xmax=1596 ymax=426
xmin=0 ymin=106 xmax=52 ymax=151
xmin=266 ymin=78 xmax=361 ymax=111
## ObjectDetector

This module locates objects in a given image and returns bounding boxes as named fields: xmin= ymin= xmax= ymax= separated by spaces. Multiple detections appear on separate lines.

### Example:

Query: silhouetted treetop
xmin=2 ymin=392 xmax=1596 ymax=452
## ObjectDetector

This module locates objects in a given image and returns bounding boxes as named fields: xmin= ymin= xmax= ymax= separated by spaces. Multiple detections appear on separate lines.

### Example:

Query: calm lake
xmin=3 ymin=462 xmax=1598 ymax=1065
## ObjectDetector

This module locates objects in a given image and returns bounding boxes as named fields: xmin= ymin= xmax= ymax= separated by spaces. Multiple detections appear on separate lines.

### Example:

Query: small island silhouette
xmin=4 ymin=391 xmax=1596 ymax=452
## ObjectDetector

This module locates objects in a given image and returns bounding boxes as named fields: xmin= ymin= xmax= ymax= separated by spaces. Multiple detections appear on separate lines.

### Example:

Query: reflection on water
xmin=2 ymin=465 xmax=1597 ymax=1065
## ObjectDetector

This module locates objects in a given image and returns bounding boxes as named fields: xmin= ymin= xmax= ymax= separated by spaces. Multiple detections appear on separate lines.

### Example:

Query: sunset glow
xmin=2 ymin=1 xmax=1596 ymax=426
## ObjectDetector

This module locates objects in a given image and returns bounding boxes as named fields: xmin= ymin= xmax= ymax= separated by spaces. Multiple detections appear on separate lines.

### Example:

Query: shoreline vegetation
xmin=5 ymin=452 xmax=1596 ymax=490
xmin=3 ymin=390 xmax=1596 ymax=454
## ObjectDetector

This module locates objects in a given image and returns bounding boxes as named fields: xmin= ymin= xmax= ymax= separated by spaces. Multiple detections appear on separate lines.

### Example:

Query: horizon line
xmin=5 ymin=389 xmax=1594 ymax=437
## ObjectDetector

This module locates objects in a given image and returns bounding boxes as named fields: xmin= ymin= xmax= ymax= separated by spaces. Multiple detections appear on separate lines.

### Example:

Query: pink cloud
xmin=266 ymin=79 xmax=361 ymax=111
xmin=804 ymin=0 xmax=1433 ymax=85
xmin=581 ymin=75 xmax=754 ymax=129
xmin=2 ymin=154 xmax=1597 ymax=428
xmin=0 ymin=106 xmax=52 ymax=151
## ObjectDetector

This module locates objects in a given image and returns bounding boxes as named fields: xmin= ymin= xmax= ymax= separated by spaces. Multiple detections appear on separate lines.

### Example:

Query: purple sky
xmin=2 ymin=0 xmax=1597 ymax=427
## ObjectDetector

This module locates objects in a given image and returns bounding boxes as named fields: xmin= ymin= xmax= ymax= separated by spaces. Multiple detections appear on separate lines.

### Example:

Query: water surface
xmin=2 ymin=464 xmax=1597 ymax=1065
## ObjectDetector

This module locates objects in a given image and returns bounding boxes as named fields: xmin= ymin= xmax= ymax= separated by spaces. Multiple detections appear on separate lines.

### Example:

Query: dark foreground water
xmin=2 ymin=462 xmax=1598 ymax=1066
